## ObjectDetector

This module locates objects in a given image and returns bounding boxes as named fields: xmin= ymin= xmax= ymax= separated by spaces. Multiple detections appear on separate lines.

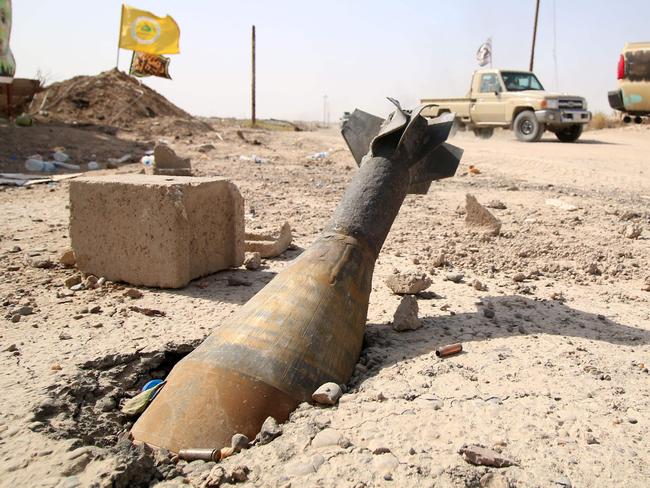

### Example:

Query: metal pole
xmin=116 ymin=5 xmax=124 ymax=69
xmin=529 ymin=0 xmax=540 ymax=71
xmin=251 ymin=25 xmax=256 ymax=127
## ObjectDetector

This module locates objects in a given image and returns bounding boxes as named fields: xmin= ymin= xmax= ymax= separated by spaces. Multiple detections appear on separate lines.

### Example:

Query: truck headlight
xmin=582 ymin=100 xmax=588 ymax=110
xmin=545 ymin=98 xmax=559 ymax=109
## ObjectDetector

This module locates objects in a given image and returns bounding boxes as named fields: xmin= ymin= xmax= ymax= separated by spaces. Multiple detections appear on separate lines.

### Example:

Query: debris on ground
xmin=386 ymin=271 xmax=431 ymax=294
xmin=465 ymin=194 xmax=501 ymax=236
xmin=546 ymin=198 xmax=578 ymax=211
xmin=436 ymin=343 xmax=463 ymax=358
xmin=622 ymin=223 xmax=642 ymax=239
xmin=311 ymin=382 xmax=343 ymax=405
xmin=458 ymin=443 xmax=517 ymax=467
xmin=151 ymin=143 xmax=192 ymax=176
xmin=243 ymin=251 xmax=261 ymax=270
xmin=244 ymin=222 xmax=293 ymax=258
xmin=255 ymin=417 xmax=282 ymax=445
xmin=392 ymin=295 xmax=421 ymax=331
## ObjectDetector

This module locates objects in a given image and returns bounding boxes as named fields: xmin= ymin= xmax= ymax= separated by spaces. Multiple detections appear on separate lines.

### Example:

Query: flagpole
xmin=116 ymin=5 xmax=124 ymax=69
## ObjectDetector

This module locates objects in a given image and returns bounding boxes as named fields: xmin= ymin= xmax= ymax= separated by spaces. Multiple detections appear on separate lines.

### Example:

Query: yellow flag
xmin=119 ymin=4 xmax=180 ymax=55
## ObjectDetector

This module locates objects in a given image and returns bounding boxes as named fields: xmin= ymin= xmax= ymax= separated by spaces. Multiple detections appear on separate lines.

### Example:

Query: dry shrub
xmin=588 ymin=111 xmax=623 ymax=130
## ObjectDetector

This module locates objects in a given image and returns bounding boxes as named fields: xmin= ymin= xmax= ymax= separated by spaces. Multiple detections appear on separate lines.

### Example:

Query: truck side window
xmin=480 ymin=74 xmax=499 ymax=93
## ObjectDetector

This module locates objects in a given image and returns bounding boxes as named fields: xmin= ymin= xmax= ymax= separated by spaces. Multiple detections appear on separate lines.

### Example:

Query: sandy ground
xmin=0 ymin=122 xmax=649 ymax=488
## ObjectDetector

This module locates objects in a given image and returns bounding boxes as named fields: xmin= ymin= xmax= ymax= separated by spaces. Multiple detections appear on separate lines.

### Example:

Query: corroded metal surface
xmin=131 ymin=100 xmax=463 ymax=453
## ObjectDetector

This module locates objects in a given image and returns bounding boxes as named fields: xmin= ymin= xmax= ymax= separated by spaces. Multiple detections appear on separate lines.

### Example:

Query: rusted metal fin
xmin=407 ymin=142 xmax=463 ymax=193
xmin=341 ymin=109 xmax=383 ymax=166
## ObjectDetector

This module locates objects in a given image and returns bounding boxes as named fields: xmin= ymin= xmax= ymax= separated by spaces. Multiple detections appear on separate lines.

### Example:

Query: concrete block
xmin=70 ymin=175 xmax=244 ymax=288
xmin=152 ymin=144 xmax=192 ymax=176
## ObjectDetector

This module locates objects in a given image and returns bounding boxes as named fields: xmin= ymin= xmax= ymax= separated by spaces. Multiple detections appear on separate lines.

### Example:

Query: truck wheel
xmin=555 ymin=124 xmax=583 ymax=143
xmin=472 ymin=128 xmax=494 ymax=139
xmin=514 ymin=110 xmax=545 ymax=142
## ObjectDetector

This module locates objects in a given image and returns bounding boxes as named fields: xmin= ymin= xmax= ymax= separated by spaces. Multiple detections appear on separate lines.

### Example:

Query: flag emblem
xmin=119 ymin=5 xmax=180 ymax=55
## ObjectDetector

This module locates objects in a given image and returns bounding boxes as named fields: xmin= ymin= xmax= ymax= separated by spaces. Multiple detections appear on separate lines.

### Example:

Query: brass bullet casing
xmin=131 ymin=100 xmax=462 ymax=453
xmin=435 ymin=343 xmax=463 ymax=358
xmin=178 ymin=448 xmax=220 ymax=462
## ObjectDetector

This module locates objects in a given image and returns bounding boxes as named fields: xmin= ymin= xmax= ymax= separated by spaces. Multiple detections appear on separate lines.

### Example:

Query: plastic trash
xmin=309 ymin=151 xmax=330 ymax=160
xmin=87 ymin=161 xmax=100 ymax=170
xmin=53 ymin=151 xmax=70 ymax=163
xmin=15 ymin=114 xmax=33 ymax=127
xmin=141 ymin=155 xmax=155 ymax=167
xmin=142 ymin=379 xmax=164 ymax=392
xmin=239 ymin=154 xmax=268 ymax=164
xmin=108 ymin=154 xmax=132 ymax=165
xmin=52 ymin=161 xmax=81 ymax=171
xmin=25 ymin=159 xmax=56 ymax=172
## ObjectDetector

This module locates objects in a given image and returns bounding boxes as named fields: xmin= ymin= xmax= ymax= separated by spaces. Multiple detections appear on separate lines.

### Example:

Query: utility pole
xmin=323 ymin=94 xmax=328 ymax=127
xmin=529 ymin=0 xmax=540 ymax=71
xmin=251 ymin=25 xmax=256 ymax=126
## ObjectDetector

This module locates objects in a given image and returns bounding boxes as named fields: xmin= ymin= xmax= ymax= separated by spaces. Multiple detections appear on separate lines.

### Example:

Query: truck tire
xmin=554 ymin=124 xmax=583 ymax=143
xmin=472 ymin=128 xmax=494 ymax=139
xmin=514 ymin=110 xmax=545 ymax=142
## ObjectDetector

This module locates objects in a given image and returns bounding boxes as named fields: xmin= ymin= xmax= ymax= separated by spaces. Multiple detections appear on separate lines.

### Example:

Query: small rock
xmin=311 ymin=428 xmax=342 ymax=448
xmin=197 ymin=144 xmax=216 ymax=153
xmin=486 ymin=200 xmax=507 ymax=210
xmin=371 ymin=445 xmax=391 ymax=455
xmin=458 ymin=444 xmax=516 ymax=467
xmin=256 ymin=416 xmax=282 ymax=445
xmin=17 ymin=306 xmax=33 ymax=316
xmin=480 ymin=472 xmax=510 ymax=488
xmin=89 ymin=305 xmax=102 ymax=314
xmin=30 ymin=258 xmax=54 ymax=269
xmin=312 ymin=382 xmax=342 ymax=405
xmin=59 ymin=332 xmax=72 ymax=340
xmin=3 ymin=344 xmax=17 ymax=352
xmin=483 ymin=308 xmax=495 ymax=319
xmin=51 ymin=363 xmax=62 ymax=371
xmin=628 ymin=417 xmax=638 ymax=424
xmin=430 ymin=252 xmax=447 ymax=268
xmin=64 ymin=274 xmax=82 ymax=289
xmin=465 ymin=194 xmax=501 ymax=236
xmin=10 ymin=314 xmax=21 ymax=323
xmin=584 ymin=432 xmax=599 ymax=445
xmin=9 ymin=245 xmax=21 ymax=253
xmin=231 ymin=433 xmax=250 ymax=451
xmin=622 ymin=223 xmax=642 ymax=239
xmin=204 ymin=466 xmax=226 ymax=487
xmin=586 ymin=263 xmax=601 ymax=276
xmin=385 ymin=272 xmax=431 ymax=295
xmin=472 ymin=279 xmax=487 ymax=291
xmin=59 ymin=250 xmax=76 ymax=267
xmin=84 ymin=275 xmax=99 ymax=289
xmin=229 ymin=465 xmax=249 ymax=482
xmin=243 ymin=252 xmax=261 ymax=271
xmin=391 ymin=295 xmax=421 ymax=331
xmin=124 ymin=288 xmax=143 ymax=299
xmin=555 ymin=476 xmax=572 ymax=488
xmin=70 ymin=283 xmax=85 ymax=292
xmin=445 ymin=272 xmax=464 ymax=283
xmin=512 ymin=273 xmax=526 ymax=282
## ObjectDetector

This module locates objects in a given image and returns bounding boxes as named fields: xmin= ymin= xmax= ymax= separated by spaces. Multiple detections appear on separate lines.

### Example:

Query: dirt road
xmin=0 ymin=123 xmax=648 ymax=487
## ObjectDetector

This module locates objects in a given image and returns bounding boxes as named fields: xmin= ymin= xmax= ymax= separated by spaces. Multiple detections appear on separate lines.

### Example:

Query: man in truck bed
xmin=421 ymin=69 xmax=592 ymax=143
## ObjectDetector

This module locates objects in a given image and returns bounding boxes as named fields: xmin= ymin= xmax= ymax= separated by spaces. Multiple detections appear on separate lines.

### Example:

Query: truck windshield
xmin=501 ymin=72 xmax=544 ymax=91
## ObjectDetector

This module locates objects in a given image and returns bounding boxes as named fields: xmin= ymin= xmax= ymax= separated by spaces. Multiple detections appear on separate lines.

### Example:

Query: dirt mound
xmin=31 ymin=69 xmax=209 ymax=132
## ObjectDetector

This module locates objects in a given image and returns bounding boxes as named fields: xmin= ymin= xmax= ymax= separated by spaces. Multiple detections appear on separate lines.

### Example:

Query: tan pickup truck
xmin=421 ymin=69 xmax=591 ymax=142
xmin=608 ymin=42 xmax=650 ymax=123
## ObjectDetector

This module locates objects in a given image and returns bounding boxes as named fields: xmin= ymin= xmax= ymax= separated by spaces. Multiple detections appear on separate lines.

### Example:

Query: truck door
xmin=471 ymin=73 xmax=507 ymax=124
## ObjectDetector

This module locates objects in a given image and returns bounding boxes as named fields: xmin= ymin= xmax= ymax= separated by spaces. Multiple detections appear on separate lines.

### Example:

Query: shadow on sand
xmin=360 ymin=295 xmax=648 ymax=377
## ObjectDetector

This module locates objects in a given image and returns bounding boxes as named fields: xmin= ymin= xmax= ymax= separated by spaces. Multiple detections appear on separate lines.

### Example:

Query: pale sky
xmin=11 ymin=0 xmax=650 ymax=121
